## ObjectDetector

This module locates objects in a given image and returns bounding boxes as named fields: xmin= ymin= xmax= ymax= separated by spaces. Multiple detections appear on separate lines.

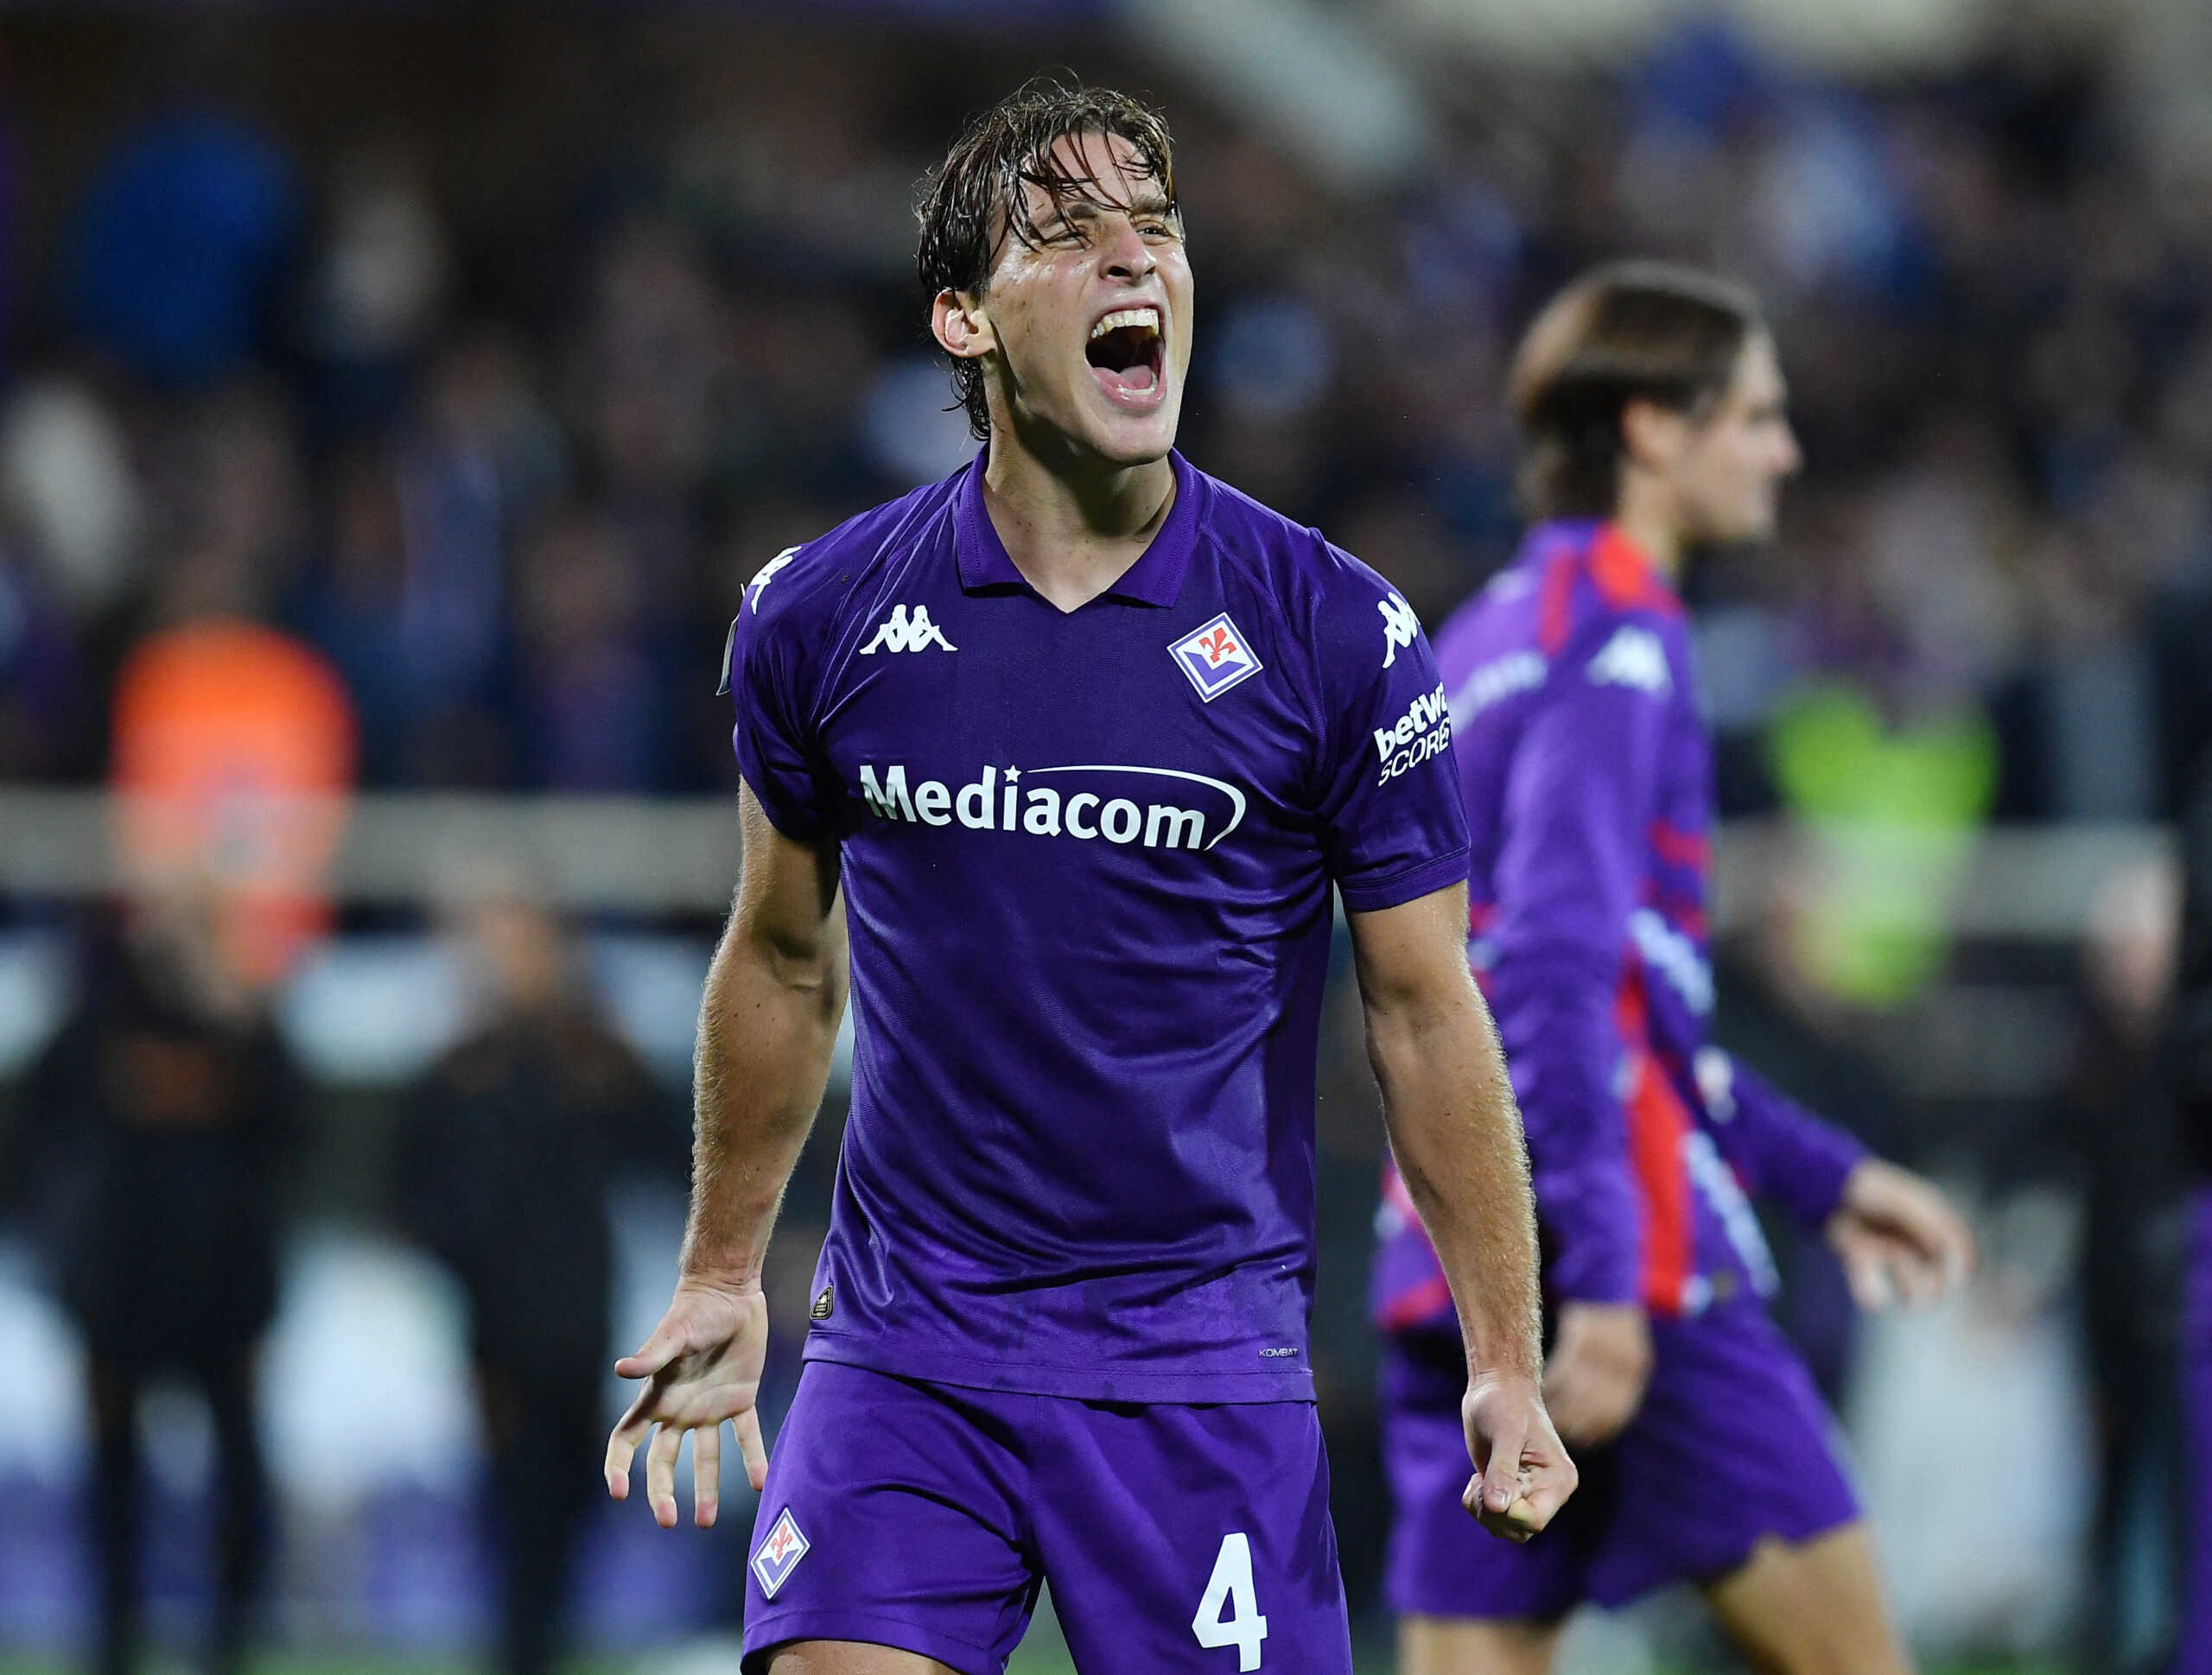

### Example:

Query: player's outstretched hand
xmin=1460 ymin=1371 xmax=1577 ymax=1545
xmin=605 ymin=1279 xmax=771 ymax=1531
xmin=1827 ymin=1158 xmax=1977 ymax=1312
xmin=1540 ymin=1300 xmax=1651 ymax=1449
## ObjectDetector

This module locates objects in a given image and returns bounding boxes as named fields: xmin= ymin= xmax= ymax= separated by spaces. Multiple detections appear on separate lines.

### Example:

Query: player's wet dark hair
xmin=917 ymin=77 xmax=1179 ymax=441
xmin=1510 ymin=261 xmax=1764 ymax=522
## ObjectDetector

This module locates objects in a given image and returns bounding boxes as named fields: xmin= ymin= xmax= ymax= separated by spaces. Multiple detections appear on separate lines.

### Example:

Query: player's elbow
xmin=713 ymin=912 xmax=847 ymax=1020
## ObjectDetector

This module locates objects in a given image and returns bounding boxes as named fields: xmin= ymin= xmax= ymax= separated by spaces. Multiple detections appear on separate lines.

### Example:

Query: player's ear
xmin=933 ymin=289 xmax=995 ymax=362
xmin=1619 ymin=396 xmax=1688 ymax=473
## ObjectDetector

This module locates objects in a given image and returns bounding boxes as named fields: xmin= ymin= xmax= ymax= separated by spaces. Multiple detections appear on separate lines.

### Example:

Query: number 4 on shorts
xmin=1192 ymin=1532 xmax=1268 ymax=1670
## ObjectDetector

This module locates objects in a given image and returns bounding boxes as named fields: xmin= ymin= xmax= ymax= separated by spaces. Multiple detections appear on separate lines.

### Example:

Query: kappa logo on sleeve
xmin=860 ymin=604 xmax=957 ymax=655
xmin=1378 ymin=593 xmax=1420 ymax=669
xmin=750 ymin=1507 xmax=811 ymax=1599
xmin=1169 ymin=612 xmax=1263 ymax=701
xmin=746 ymin=547 xmax=800 ymax=611
xmin=1586 ymin=624 xmax=1672 ymax=695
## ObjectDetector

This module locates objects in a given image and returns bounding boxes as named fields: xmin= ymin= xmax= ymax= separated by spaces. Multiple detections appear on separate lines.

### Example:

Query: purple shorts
xmin=741 ymin=1361 xmax=1353 ymax=1675
xmin=1382 ymin=1303 xmax=1859 ymax=1621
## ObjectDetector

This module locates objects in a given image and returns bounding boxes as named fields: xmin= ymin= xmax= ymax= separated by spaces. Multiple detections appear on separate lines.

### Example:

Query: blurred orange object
xmin=111 ymin=619 xmax=357 ymax=988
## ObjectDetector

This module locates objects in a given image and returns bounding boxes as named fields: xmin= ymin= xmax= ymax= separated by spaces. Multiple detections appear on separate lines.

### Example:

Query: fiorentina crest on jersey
xmin=1169 ymin=612 xmax=1262 ymax=702
xmin=751 ymin=1506 xmax=810 ymax=1599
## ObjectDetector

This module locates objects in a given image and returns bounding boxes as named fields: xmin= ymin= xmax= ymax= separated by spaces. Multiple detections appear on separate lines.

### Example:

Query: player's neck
xmin=979 ymin=431 xmax=1177 ymax=614
xmin=1609 ymin=490 xmax=1685 ymax=585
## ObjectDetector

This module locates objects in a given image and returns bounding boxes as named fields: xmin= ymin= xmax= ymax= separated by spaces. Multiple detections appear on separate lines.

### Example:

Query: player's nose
xmin=1099 ymin=214 xmax=1156 ymax=282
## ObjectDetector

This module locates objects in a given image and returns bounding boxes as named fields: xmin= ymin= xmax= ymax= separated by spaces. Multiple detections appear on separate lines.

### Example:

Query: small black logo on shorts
xmin=810 ymin=1285 xmax=835 ymax=1320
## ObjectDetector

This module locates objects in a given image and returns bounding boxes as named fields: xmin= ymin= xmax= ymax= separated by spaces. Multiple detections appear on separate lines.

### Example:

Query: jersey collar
xmin=1523 ymin=518 xmax=1683 ymax=614
xmin=954 ymin=450 xmax=1198 ymax=607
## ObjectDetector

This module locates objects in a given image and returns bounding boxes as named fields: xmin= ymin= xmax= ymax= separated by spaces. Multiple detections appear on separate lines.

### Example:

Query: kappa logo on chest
xmin=1168 ymin=612 xmax=1263 ymax=702
xmin=861 ymin=603 xmax=957 ymax=655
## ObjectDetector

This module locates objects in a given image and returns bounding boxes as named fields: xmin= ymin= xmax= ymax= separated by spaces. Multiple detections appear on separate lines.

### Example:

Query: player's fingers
xmin=1842 ymin=1248 xmax=1896 ymax=1312
xmin=1900 ymin=1249 xmax=1950 ymax=1306
xmin=614 ymin=1324 xmax=686 ymax=1381
xmin=693 ymin=1423 xmax=721 ymax=1529
xmin=604 ymin=1426 xmax=638 ymax=1500
xmin=646 ymin=1424 xmax=684 ymax=1530
xmin=1516 ymin=1455 xmax=1578 ymax=1528
xmin=1479 ymin=1413 xmax=1529 ymax=1513
xmin=735 ymin=1405 xmax=770 ymax=1493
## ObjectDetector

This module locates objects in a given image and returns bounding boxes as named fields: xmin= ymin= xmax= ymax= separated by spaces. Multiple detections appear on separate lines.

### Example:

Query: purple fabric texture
xmin=741 ymin=1361 xmax=1353 ymax=1675
xmin=1381 ymin=1303 xmax=1859 ymax=1617
xmin=728 ymin=453 xmax=1468 ymax=1404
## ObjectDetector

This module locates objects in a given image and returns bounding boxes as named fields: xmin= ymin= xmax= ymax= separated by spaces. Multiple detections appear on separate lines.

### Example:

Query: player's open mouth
xmin=1086 ymin=305 xmax=1166 ymax=407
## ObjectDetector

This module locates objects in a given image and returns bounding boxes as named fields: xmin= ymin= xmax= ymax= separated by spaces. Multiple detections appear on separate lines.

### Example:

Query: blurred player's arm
xmin=1351 ymin=884 xmax=1574 ymax=1541
xmin=1699 ymin=1050 xmax=1973 ymax=1308
xmin=1484 ymin=627 xmax=1670 ymax=1443
xmin=604 ymin=784 xmax=846 ymax=1530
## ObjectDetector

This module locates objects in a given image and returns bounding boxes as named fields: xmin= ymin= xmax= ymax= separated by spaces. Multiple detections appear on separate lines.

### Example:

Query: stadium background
xmin=0 ymin=0 xmax=2206 ymax=1670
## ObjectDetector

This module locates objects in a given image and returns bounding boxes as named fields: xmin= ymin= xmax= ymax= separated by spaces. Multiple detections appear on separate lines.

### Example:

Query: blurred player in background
xmin=398 ymin=873 xmax=683 ymax=1675
xmin=11 ymin=885 xmax=301 ymax=1675
xmin=1373 ymin=263 xmax=1976 ymax=1675
xmin=602 ymin=79 xmax=1573 ymax=1675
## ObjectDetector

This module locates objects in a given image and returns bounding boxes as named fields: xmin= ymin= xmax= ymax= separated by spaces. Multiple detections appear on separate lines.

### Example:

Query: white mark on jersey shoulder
xmin=1586 ymin=623 xmax=1672 ymax=695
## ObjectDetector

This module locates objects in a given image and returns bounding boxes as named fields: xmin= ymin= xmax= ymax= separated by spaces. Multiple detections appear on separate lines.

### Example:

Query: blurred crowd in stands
xmin=0 ymin=13 xmax=2208 ymax=824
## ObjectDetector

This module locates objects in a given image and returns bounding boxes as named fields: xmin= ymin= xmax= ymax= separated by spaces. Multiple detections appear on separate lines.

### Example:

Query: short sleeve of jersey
xmin=727 ymin=556 xmax=831 ymax=843
xmin=1309 ymin=554 xmax=1471 ymax=912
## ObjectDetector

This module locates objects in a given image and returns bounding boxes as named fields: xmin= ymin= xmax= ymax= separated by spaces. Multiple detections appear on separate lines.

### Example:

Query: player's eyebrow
xmin=1048 ymin=189 xmax=1178 ymax=225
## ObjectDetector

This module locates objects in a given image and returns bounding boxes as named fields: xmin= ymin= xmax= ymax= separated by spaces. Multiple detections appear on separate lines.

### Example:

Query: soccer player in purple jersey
xmin=1373 ymin=263 xmax=1978 ymax=1675
xmin=599 ymin=80 xmax=1575 ymax=1675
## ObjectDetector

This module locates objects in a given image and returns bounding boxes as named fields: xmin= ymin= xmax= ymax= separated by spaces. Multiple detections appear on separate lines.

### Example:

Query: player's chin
xmin=1077 ymin=389 xmax=1181 ymax=466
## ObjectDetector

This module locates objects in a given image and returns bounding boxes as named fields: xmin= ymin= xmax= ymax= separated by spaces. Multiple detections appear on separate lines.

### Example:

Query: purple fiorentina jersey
xmin=728 ymin=452 xmax=1468 ymax=1403
xmin=1374 ymin=521 xmax=1864 ymax=1336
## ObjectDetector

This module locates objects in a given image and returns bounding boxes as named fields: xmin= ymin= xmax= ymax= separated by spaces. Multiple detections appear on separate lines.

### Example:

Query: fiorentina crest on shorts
xmin=751 ymin=1507 xmax=810 ymax=1599
xmin=1169 ymin=612 xmax=1263 ymax=702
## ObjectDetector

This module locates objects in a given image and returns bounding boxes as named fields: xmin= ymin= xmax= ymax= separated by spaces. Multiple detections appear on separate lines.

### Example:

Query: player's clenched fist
xmin=604 ymin=1280 xmax=772 ymax=1531
xmin=1460 ymin=1372 xmax=1577 ymax=1543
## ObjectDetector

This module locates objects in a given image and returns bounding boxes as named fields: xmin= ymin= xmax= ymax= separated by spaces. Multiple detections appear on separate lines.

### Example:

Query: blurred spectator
xmin=0 ymin=376 xmax=144 ymax=622
xmin=8 ymin=892 xmax=303 ymax=1675
xmin=2060 ymin=859 xmax=2186 ymax=1670
xmin=109 ymin=619 xmax=354 ymax=990
xmin=67 ymin=112 xmax=298 ymax=391
xmin=396 ymin=877 xmax=683 ymax=1675
xmin=515 ymin=503 xmax=668 ymax=791
xmin=302 ymin=145 xmax=449 ymax=441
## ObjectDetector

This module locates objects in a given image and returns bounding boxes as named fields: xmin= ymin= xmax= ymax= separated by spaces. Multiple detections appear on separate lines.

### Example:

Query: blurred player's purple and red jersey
xmin=727 ymin=452 xmax=1469 ymax=1404
xmin=1374 ymin=520 xmax=1865 ymax=1335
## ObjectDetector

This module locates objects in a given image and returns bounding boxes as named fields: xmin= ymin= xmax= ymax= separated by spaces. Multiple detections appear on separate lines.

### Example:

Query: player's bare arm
xmin=1350 ymin=883 xmax=1575 ymax=1542
xmin=604 ymin=784 xmax=846 ymax=1530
